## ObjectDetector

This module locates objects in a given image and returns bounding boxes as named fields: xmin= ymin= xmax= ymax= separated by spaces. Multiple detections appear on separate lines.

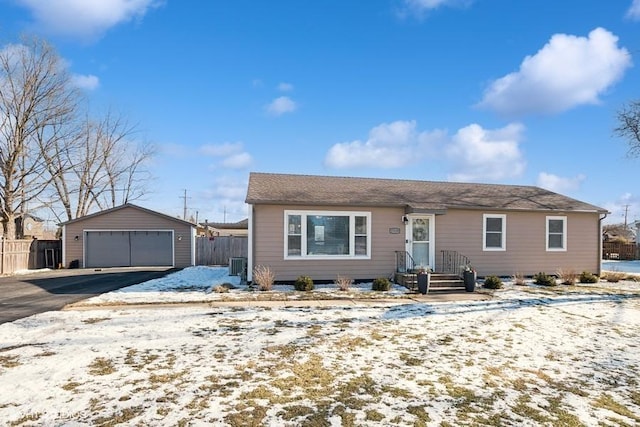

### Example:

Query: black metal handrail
xmin=440 ymin=250 xmax=471 ymax=276
xmin=395 ymin=251 xmax=416 ymax=273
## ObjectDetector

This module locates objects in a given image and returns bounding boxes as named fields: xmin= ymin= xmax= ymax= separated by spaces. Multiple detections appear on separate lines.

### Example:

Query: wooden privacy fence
xmin=603 ymin=241 xmax=639 ymax=260
xmin=30 ymin=240 xmax=62 ymax=270
xmin=196 ymin=236 xmax=248 ymax=266
xmin=0 ymin=239 xmax=32 ymax=275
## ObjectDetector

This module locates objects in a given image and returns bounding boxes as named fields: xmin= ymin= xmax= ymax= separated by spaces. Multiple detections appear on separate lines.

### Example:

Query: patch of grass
xmin=407 ymin=405 xmax=431 ymax=424
xmin=82 ymin=317 xmax=111 ymax=324
xmin=124 ymin=348 xmax=160 ymax=370
xmin=365 ymin=409 xmax=385 ymax=422
xmin=149 ymin=370 xmax=188 ymax=384
xmin=0 ymin=355 xmax=20 ymax=368
xmin=511 ymin=395 xmax=551 ymax=424
xmin=399 ymin=352 xmax=423 ymax=366
xmin=593 ymin=393 xmax=640 ymax=422
xmin=88 ymin=357 xmax=116 ymax=376
xmin=335 ymin=335 xmax=371 ymax=350
xmin=224 ymin=403 xmax=268 ymax=427
xmin=277 ymin=404 xmax=314 ymax=421
xmin=338 ymin=374 xmax=379 ymax=398
xmin=92 ymin=406 xmax=144 ymax=426
xmin=9 ymin=413 xmax=42 ymax=426
xmin=61 ymin=381 xmax=82 ymax=392
xmin=437 ymin=335 xmax=454 ymax=345
xmin=369 ymin=330 xmax=386 ymax=341
xmin=381 ymin=385 xmax=412 ymax=399
xmin=265 ymin=343 xmax=300 ymax=358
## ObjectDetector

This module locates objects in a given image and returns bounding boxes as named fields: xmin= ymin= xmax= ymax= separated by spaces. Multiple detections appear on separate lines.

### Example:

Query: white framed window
xmin=284 ymin=210 xmax=371 ymax=259
xmin=483 ymin=214 xmax=506 ymax=251
xmin=546 ymin=216 xmax=567 ymax=251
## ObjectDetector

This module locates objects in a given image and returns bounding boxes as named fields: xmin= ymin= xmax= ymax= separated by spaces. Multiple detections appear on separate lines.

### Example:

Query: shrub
xmin=253 ymin=265 xmax=275 ymax=291
xmin=335 ymin=275 xmax=353 ymax=292
xmin=483 ymin=275 xmax=503 ymax=289
xmin=602 ymin=271 xmax=624 ymax=283
xmin=533 ymin=272 xmax=557 ymax=286
xmin=556 ymin=268 xmax=578 ymax=286
xmin=371 ymin=277 xmax=391 ymax=291
xmin=512 ymin=271 xmax=526 ymax=286
xmin=294 ymin=275 xmax=314 ymax=291
xmin=579 ymin=271 xmax=599 ymax=284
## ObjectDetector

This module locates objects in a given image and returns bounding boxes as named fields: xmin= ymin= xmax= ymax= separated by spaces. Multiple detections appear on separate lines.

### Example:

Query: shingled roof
xmin=246 ymin=172 xmax=607 ymax=213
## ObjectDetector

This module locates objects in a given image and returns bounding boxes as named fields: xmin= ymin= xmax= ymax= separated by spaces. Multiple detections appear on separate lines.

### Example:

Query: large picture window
xmin=483 ymin=214 xmax=506 ymax=251
xmin=285 ymin=210 xmax=371 ymax=259
xmin=546 ymin=216 xmax=567 ymax=251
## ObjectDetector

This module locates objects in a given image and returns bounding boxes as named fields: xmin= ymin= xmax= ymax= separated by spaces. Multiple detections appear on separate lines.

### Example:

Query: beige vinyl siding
xmin=64 ymin=206 xmax=194 ymax=268
xmin=434 ymin=209 xmax=601 ymax=276
xmin=253 ymin=204 xmax=405 ymax=281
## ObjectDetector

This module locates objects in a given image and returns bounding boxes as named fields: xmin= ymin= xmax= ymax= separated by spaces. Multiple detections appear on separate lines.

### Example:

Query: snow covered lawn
xmin=1 ymin=267 xmax=640 ymax=426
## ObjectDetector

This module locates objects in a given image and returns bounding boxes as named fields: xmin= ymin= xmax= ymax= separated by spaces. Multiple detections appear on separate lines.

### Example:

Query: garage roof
xmin=59 ymin=204 xmax=195 ymax=226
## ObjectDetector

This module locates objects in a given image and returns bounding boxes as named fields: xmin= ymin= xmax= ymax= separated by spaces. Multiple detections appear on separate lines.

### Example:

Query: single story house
xmin=60 ymin=204 xmax=196 ymax=269
xmin=199 ymin=219 xmax=249 ymax=237
xmin=245 ymin=172 xmax=608 ymax=282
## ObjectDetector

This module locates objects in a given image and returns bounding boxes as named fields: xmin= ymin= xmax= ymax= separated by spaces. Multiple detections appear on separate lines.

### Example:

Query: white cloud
xmin=478 ymin=28 xmax=631 ymax=117
xmin=277 ymin=82 xmax=294 ymax=92
xmin=325 ymin=120 xmax=426 ymax=168
xmin=627 ymin=0 xmax=640 ymax=20
xmin=70 ymin=73 xmax=99 ymax=90
xmin=325 ymin=120 xmax=525 ymax=182
xmin=200 ymin=142 xmax=252 ymax=170
xmin=200 ymin=142 xmax=244 ymax=157
xmin=402 ymin=0 xmax=471 ymax=14
xmin=536 ymin=172 xmax=586 ymax=194
xmin=15 ymin=0 xmax=163 ymax=40
xmin=445 ymin=123 xmax=526 ymax=182
xmin=222 ymin=153 xmax=252 ymax=169
xmin=265 ymin=96 xmax=297 ymax=116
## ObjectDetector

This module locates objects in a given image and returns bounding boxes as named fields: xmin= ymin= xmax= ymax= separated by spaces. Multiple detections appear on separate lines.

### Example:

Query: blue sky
xmin=1 ymin=0 xmax=640 ymax=225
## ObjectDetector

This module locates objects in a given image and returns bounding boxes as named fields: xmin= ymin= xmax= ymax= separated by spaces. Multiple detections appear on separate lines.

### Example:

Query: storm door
xmin=406 ymin=216 xmax=435 ymax=270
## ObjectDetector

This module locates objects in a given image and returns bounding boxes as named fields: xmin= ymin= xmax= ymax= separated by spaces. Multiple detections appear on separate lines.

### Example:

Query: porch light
xmin=402 ymin=215 xmax=409 ymax=224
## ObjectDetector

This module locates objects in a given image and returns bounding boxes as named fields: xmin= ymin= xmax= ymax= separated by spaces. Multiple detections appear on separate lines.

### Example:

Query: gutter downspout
xmin=247 ymin=204 xmax=253 ymax=282
xmin=598 ymin=212 xmax=608 ymax=276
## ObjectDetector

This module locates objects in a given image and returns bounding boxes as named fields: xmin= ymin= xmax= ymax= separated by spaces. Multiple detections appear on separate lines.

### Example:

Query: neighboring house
xmin=15 ymin=214 xmax=47 ymax=239
xmin=245 ymin=172 xmax=608 ymax=282
xmin=200 ymin=219 xmax=248 ymax=237
xmin=60 ymin=204 xmax=196 ymax=269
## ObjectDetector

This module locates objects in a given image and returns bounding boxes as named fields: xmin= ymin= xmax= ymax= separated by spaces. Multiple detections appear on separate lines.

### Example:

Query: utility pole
xmin=180 ymin=190 xmax=191 ymax=220
xmin=623 ymin=204 xmax=630 ymax=229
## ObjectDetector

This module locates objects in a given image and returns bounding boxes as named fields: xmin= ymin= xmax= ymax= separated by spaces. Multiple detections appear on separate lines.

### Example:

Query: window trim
xmin=284 ymin=210 xmax=371 ymax=260
xmin=483 ymin=214 xmax=506 ymax=251
xmin=546 ymin=216 xmax=567 ymax=252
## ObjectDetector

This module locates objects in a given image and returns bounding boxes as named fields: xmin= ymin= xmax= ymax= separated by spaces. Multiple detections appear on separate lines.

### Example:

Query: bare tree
xmin=0 ymin=37 xmax=78 ymax=238
xmin=42 ymin=108 xmax=155 ymax=222
xmin=615 ymin=100 xmax=640 ymax=157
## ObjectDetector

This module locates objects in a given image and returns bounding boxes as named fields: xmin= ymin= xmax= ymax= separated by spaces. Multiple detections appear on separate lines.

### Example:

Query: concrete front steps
xmin=394 ymin=272 xmax=467 ymax=293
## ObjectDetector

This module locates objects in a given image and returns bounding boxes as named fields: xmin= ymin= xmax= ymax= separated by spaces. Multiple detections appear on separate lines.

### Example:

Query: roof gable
xmin=59 ymin=204 xmax=195 ymax=227
xmin=246 ymin=173 xmax=607 ymax=213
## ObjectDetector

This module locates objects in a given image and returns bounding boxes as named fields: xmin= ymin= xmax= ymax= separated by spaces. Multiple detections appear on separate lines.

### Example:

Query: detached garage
xmin=61 ymin=204 xmax=196 ymax=268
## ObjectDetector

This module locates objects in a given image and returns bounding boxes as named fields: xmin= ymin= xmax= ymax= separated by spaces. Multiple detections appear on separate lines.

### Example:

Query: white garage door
xmin=85 ymin=231 xmax=173 ymax=267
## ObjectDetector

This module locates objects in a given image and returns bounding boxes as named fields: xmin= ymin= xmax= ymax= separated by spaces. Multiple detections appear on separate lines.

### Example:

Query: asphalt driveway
xmin=0 ymin=267 xmax=177 ymax=324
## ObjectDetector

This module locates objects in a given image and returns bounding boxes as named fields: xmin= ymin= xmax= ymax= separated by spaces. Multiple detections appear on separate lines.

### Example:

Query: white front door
xmin=406 ymin=216 xmax=435 ymax=270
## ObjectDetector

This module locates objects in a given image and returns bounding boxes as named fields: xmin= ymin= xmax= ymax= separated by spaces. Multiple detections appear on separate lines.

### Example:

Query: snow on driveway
xmin=0 ymin=267 xmax=639 ymax=426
